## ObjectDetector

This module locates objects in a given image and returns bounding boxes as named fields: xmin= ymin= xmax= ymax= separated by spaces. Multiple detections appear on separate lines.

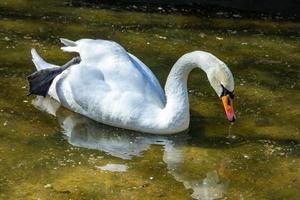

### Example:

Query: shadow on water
xmin=1 ymin=7 xmax=298 ymax=39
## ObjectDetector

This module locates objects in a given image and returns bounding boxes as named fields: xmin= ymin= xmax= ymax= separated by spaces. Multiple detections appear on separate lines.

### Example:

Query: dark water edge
xmin=69 ymin=0 xmax=300 ymax=17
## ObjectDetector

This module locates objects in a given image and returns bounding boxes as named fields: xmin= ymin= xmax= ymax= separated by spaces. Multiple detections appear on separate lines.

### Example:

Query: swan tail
xmin=60 ymin=38 xmax=77 ymax=46
xmin=60 ymin=38 xmax=79 ymax=53
xmin=31 ymin=48 xmax=59 ymax=70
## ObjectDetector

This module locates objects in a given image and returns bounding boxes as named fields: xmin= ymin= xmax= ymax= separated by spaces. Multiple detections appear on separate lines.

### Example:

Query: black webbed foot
xmin=27 ymin=56 xmax=81 ymax=97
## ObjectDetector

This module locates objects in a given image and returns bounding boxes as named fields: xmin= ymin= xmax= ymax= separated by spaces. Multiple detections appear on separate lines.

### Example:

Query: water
xmin=0 ymin=0 xmax=300 ymax=199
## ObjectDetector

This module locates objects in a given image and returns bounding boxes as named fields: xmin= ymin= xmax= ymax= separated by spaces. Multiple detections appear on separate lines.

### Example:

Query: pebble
xmin=233 ymin=14 xmax=242 ymax=18
xmin=44 ymin=184 xmax=52 ymax=189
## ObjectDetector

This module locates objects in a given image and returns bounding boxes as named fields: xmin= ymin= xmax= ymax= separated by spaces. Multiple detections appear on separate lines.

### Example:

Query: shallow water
xmin=0 ymin=0 xmax=300 ymax=199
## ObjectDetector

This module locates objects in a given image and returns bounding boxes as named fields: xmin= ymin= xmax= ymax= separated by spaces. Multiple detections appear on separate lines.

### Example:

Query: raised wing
xmin=127 ymin=53 xmax=166 ymax=107
xmin=60 ymin=38 xmax=166 ymax=109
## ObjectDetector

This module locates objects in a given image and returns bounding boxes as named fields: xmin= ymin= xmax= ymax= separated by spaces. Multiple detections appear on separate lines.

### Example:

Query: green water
xmin=0 ymin=0 xmax=300 ymax=199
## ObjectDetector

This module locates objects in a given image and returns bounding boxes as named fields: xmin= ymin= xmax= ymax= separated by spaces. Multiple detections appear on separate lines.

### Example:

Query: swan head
xmin=204 ymin=54 xmax=236 ymax=122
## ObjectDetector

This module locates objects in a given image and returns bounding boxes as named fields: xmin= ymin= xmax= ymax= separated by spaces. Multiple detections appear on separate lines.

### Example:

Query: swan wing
xmin=49 ymin=62 xmax=108 ymax=115
xmin=60 ymin=39 xmax=166 ymax=108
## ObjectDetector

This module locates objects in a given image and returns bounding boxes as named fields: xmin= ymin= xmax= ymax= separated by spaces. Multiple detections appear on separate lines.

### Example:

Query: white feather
xmin=31 ymin=48 xmax=58 ymax=70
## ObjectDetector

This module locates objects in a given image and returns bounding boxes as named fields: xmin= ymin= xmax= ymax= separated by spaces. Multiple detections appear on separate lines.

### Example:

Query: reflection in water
xmin=96 ymin=164 xmax=128 ymax=172
xmin=226 ymin=123 xmax=237 ymax=140
xmin=163 ymin=145 xmax=228 ymax=200
xmin=32 ymin=97 xmax=188 ymax=160
xmin=32 ymin=96 xmax=228 ymax=200
xmin=32 ymin=96 xmax=60 ymax=116
xmin=190 ymin=171 xmax=228 ymax=200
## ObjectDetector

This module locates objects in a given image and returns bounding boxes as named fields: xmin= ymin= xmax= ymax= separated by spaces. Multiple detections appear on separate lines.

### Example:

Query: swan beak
xmin=221 ymin=95 xmax=236 ymax=122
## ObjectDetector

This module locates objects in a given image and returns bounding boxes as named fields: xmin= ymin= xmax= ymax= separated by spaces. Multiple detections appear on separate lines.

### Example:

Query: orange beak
xmin=221 ymin=95 xmax=236 ymax=122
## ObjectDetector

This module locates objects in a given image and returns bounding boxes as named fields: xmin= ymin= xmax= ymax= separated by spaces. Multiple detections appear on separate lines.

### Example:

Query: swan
xmin=27 ymin=38 xmax=235 ymax=134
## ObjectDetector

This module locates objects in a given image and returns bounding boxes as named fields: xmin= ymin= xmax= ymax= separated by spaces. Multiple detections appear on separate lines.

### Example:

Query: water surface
xmin=0 ymin=0 xmax=300 ymax=199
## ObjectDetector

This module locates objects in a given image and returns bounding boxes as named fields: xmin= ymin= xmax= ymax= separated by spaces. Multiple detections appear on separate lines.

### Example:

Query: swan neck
xmin=165 ymin=52 xmax=210 ymax=102
xmin=162 ymin=52 xmax=210 ymax=130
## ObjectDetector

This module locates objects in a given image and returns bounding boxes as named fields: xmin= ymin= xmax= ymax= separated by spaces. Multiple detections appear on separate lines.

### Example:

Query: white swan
xmin=29 ymin=38 xmax=235 ymax=134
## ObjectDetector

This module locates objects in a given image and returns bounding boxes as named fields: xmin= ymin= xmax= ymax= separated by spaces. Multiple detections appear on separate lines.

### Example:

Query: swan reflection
xmin=32 ymin=96 xmax=228 ymax=200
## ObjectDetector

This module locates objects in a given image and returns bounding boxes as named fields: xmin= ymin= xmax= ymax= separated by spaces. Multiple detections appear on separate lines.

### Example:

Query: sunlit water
xmin=0 ymin=0 xmax=299 ymax=199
